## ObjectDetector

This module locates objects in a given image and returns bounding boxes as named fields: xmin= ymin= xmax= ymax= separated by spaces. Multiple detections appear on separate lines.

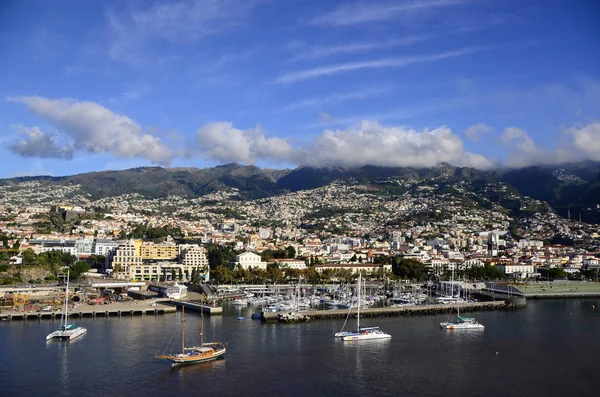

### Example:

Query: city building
xmin=234 ymin=252 xmax=267 ymax=270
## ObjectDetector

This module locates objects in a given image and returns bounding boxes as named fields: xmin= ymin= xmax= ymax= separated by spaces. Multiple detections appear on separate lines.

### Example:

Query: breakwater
xmin=263 ymin=300 xmax=515 ymax=322
xmin=525 ymin=292 xmax=600 ymax=299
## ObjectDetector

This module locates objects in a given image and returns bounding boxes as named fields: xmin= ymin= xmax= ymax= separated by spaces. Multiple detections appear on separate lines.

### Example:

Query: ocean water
xmin=1 ymin=299 xmax=599 ymax=396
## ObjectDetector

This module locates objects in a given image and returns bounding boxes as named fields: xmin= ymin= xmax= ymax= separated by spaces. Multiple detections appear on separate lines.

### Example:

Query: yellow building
xmin=140 ymin=242 xmax=178 ymax=260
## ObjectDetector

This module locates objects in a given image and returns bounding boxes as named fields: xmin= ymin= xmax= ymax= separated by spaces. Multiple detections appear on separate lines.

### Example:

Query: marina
xmin=1 ymin=299 xmax=598 ymax=396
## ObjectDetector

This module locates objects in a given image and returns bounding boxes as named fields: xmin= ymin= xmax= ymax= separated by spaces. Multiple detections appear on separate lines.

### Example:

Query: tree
xmin=285 ymin=246 xmax=296 ymax=259
xmin=22 ymin=248 xmax=37 ymax=266
xmin=70 ymin=261 xmax=91 ymax=279
xmin=392 ymin=258 xmax=428 ymax=281
xmin=178 ymin=268 xmax=183 ymax=281
xmin=171 ymin=269 xmax=177 ymax=281
xmin=212 ymin=265 xmax=234 ymax=284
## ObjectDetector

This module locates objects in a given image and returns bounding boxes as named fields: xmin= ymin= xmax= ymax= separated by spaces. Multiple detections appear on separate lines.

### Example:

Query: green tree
xmin=22 ymin=248 xmax=37 ymax=266
xmin=178 ymin=268 xmax=183 ymax=281
xmin=70 ymin=261 xmax=91 ymax=279
xmin=285 ymin=246 xmax=296 ymax=259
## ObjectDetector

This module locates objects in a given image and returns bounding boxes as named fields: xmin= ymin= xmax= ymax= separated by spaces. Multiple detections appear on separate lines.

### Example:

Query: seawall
xmin=263 ymin=300 xmax=515 ymax=322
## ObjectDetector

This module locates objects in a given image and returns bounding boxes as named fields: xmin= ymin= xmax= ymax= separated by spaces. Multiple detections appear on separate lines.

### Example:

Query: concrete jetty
xmin=0 ymin=301 xmax=176 ymax=321
xmin=262 ymin=300 xmax=513 ymax=323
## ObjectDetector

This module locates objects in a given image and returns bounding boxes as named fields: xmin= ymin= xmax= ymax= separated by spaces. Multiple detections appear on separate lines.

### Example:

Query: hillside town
xmin=1 ymin=177 xmax=599 ymax=285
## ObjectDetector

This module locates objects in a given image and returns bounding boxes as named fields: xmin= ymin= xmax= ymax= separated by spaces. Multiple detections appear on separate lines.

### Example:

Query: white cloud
xmin=276 ymin=46 xmax=488 ymax=84
xmin=290 ymin=35 xmax=435 ymax=61
xmin=318 ymin=112 xmax=336 ymax=123
xmin=7 ymin=125 xmax=73 ymax=159
xmin=298 ymin=121 xmax=493 ymax=168
xmin=106 ymin=0 xmax=262 ymax=66
xmin=567 ymin=122 xmax=600 ymax=161
xmin=7 ymin=96 xmax=174 ymax=165
xmin=190 ymin=120 xmax=493 ymax=169
xmin=311 ymin=0 xmax=470 ymax=26
xmin=465 ymin=123 xmax=492 ymax=141
xmin=194 ymin=122 xmax=293 ymax=164
xmin=284 ymin=88 xmax=386 ymax=110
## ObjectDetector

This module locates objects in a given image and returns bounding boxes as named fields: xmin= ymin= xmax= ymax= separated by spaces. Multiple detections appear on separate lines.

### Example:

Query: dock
xmin=0 ymin=301 xmax=176 ymax=321
xmin=160 ymin=300 xmax=223 ymax=315
xmin=262 ymin=300 xmax=513 ymax=322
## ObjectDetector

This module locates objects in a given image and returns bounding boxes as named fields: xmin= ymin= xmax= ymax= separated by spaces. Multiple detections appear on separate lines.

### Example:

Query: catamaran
xmin=156 ymin=306 xmax=226 ymax=365
xmin=46 ymin=272 xmax=87 ymax=341
xmin=335 ymin=274 xmax=391 ymax=341
xmin=440 ymin=276 xmax=484 ymax=330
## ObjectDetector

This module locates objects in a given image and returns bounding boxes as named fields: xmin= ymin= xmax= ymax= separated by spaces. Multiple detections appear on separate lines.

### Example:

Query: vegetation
xmin=125 ymin=224 xmax=183 ymax=240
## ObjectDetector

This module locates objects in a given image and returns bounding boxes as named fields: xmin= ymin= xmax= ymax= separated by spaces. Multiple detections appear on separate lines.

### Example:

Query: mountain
xmin=1 ymin=161 xmax=599 ymax=222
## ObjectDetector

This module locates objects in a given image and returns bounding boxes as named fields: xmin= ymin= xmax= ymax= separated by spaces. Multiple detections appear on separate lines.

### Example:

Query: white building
xmin=93 ymin=238 xmax=121 ymax=256
xmin=258 ymin=228 xmax=271 ymax=239
xmin=234 ymin=252 xmax=267 ymax=270
xmin=267 ymin=258 xmax=307 ymax=270
xmin=495 ymin=263 xmax=535 ymax=279
xmin=105 ymin=240 xmax=142 ymax=279
xmin=180 ymin=245 xmax=210 ymax=281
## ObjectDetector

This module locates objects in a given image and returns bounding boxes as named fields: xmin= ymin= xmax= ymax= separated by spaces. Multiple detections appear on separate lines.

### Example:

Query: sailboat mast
xmin=64 ymin=272 xmax=70 ymax=327
xmin=357 ymin=273 xmax=361 ymax=331
xmin=181 ymin=306 xmax=185 ymax=355
xmin=201 ymin=302 xmax=204 ymax=347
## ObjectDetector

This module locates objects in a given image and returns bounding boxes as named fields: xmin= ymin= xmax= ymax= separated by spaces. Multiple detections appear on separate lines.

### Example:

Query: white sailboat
xmin=336 ymin=274 xmax=391 ymax=341
xmin=440 ymin=273 xmax=484 ymax=330
xmin=46 ymin=272 xmax=87 ymax=341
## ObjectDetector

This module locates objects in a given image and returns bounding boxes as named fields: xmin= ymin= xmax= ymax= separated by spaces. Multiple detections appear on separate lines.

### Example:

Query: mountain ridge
xmin=1 ymin=162 xmax=599 ymax=221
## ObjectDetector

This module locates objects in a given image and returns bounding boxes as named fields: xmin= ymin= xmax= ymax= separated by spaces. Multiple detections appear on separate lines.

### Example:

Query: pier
xmin=159 ymin=300 xmax=223 ymax=315
xmin=0 ymin=301 xmax=176 ymax=321
xmin=262 ymin=300 xmax=514 ymax=322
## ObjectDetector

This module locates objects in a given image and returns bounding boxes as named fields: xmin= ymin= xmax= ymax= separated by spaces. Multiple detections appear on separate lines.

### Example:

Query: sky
xmin=0 ymin=0 xmax=599 ymax=177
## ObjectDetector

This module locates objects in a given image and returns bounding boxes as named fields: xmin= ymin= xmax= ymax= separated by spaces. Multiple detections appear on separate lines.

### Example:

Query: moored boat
xmin=156 ymin=306 xmax=226 ymax=365
xmin=46 ymin=272 xmax=87 ymax=341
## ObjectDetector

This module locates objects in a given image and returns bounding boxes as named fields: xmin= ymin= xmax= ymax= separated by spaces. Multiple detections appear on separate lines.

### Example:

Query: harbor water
xmin=1 ymin=299 xmax=599 ymax=396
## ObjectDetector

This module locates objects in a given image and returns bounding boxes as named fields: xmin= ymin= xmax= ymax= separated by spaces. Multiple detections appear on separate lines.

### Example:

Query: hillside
xmin=1 ymin=161 xmax=599 ymax=223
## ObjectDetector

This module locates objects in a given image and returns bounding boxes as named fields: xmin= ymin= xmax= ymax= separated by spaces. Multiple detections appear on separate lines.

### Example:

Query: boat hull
xmin=46 ymin=327 xmax=87 ymax=341
xmin=342 ymin=332 xmax=391 ymax=341
xmin=440 ymin=322 xmax=484 ymax=330
xmin=168 ymin=348 xmax=226 ymax=364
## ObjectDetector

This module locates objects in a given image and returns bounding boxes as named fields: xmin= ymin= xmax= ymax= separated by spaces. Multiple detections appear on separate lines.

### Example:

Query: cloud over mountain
xmin=191 ymin=120 xmax=494 ymax=169
xmin=7 ymin=96 xmax=174 ymax=165
xmin=193 ymin=122 xmax=293 ymax=164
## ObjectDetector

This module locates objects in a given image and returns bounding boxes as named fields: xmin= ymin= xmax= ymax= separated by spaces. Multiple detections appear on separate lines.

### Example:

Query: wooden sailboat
xmin=156 ymin=305 xmax=226 ymax=365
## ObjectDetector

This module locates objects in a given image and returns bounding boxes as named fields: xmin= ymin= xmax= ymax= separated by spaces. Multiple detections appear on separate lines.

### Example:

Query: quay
xmin=262 ymin=300 xmax=513 ymax=322
xmin=0 ymin=301 xmax=176 ymax=321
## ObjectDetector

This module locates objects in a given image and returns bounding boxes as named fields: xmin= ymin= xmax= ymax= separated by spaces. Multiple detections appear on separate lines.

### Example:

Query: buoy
xmin=496 ymin=352 xmax=499 ymax=355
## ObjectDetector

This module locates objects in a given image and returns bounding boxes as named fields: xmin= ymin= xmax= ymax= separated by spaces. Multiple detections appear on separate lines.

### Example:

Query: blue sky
xmin=1 ymin=0 xmax=599 ymax=177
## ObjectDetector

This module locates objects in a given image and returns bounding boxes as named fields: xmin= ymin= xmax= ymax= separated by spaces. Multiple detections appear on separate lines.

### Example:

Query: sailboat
xmin=46 ymin=272 xmax=87 ymax=341
xmin=440 ymin=276 xmax=484 ymax=330
xmin=335 ymin=274 xmax=391 ymax=341
xmin=156 ymin=306 xmax=226 ymax=365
